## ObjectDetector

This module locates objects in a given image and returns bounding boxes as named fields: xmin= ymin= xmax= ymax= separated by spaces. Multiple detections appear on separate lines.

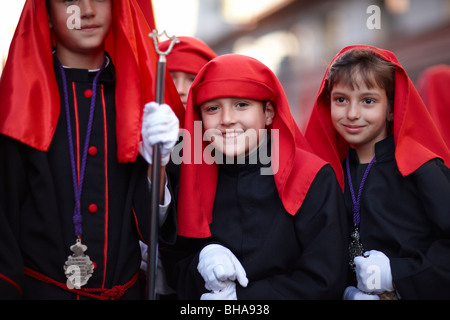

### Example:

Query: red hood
xmin=305 ymin=45 xmax=450 ymax=190
xmin=416 ymin=64 xmax=450 ymax=149
xmin=0 ymin=0 xmax=184 ymax=162
xmin=177 ymin=54 xmax=327 ymax=238
xmin=158 ymin=36 xmax=217 ymax=75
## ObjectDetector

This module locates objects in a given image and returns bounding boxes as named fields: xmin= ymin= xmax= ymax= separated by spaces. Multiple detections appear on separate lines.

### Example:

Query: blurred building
xmin=193 ymin=0 xmax=450 ymax=131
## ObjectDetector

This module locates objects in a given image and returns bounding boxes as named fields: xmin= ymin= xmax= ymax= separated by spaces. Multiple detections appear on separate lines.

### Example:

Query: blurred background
xmin=2 ymin=0 xmax=450 ymax=131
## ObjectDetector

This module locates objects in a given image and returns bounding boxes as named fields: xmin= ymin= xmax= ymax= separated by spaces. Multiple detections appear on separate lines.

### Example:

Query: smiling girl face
xmin=199 ymin=98 xmax=274 ymax=158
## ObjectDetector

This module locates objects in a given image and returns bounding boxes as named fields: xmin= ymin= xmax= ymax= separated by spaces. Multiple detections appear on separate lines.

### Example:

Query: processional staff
xmin=147 ymin=29 xmax=179 ymax=300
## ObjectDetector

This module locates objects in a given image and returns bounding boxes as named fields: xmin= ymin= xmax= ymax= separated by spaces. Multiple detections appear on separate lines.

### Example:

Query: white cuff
xmin=147 ymin=174 xmax=172 ymax=226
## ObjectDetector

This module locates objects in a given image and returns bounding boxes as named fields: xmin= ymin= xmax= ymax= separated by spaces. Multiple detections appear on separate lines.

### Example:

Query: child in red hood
xmin=0 ymin=0 xmax=182 ymax=299
xmin=305 ymin=45 xmax=450 ymax=300
xmin=161 ymin=54 xmax=348 ymax=300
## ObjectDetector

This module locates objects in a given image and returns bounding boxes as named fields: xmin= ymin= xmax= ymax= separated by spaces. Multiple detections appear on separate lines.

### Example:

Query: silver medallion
xmin=64 ymin=238 xmax=94 ymax=289
xmin=348 ymin=227 xmax=364 ymax=271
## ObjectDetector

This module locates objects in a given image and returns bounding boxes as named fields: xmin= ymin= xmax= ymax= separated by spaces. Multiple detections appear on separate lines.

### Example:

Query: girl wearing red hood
xmin=0 ymin=0 xmax=183 ymax=299
xmin=161 ymin=54 xmax=348 ymax=300
xmin=305 ymin=45 xmax=450 ymax=299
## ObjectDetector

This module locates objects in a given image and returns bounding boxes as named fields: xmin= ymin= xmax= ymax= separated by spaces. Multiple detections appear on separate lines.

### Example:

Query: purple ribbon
xmin=58 ymin=61 xmax=106 ymax=238
xmin=346 ymin=152 xmax=376 ymax=227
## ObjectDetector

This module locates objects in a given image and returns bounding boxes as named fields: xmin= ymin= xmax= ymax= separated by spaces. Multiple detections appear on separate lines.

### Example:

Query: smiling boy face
xmin=199 ymin=98 xmax=275 ymax=158
xmin=330 ymin=71 xmax=393 ymax=163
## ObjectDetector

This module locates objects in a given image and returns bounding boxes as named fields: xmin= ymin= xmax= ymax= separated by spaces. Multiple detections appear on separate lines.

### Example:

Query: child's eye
xmin=335 ymin=97 xmax=347 ymax=104
xmin=204 ymin=105 xmax=219 ymax=112
xmin=363 ymin=98 xmax=375 ymax=104
xmin=236 ymin=102 xmax=249 ymax=108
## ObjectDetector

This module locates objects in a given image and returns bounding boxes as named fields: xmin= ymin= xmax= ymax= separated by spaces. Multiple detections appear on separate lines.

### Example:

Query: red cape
xmin=177 ymin=54 xmax=327 ymax=238
xmin=0 ymin=0 xmax=184 ymax=163
xmin=305 ymin=45 xmax=450 ymax=190
xmin=136 ymin=0 xmax=156 ymax=31
xmin=416 ymin=64 xmax=450 ymax=149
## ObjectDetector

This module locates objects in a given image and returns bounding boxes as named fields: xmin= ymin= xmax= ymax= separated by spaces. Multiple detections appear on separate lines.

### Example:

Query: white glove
xmin=201 ymin=281 xmax=238 ymax=300
xmin=197 ymin=244 xmax=249 ymax=292
xmin=139 ymin=102 xmax=179 ymax=166
xmin=354 ymin=250 xmax=394 ymax=294
xmin=343 ymin=286 xmax=380 ymax=300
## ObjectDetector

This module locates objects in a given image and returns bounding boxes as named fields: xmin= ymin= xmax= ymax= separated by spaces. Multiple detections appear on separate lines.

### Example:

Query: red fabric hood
xmin=416 ymin=64 xmax=450 ymax=149
xmin=305 ymin=45 xmax=450 ymax=190
xmin=177 ymin=54 xmax=327 ymax=238
xmin=0 ymin=0 xmax=184 ymax=163
xmin=158 ymin=36 xmax=217 ymax=75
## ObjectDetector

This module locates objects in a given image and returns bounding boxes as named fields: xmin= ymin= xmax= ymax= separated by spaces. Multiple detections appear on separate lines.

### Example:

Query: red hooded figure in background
xmin=415 ymin=64 xmax=450 ymax=149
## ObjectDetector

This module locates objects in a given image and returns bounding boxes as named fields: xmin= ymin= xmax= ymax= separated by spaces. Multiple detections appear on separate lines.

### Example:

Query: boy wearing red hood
xmin=161 ymin=54 xmax=348 ymax=300
xmin=0 ymin=0 xmax=183 ymax=299
xmin=305 ymin=45 xmax=450 ymax=299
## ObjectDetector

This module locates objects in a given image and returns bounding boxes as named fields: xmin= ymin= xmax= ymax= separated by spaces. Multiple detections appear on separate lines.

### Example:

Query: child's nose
xmin=221 ymin=107 xmax=236 ymax=126
xmin=175 ymin=79 xmax=189 ymax=97
xmin=80 ymin=0 xmax=95 ymax=18
xmin=347 ymin=102 xmax=360 ymax=120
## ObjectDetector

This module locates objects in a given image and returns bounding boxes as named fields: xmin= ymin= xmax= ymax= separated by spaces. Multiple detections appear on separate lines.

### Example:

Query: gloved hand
xmin=139 ymin=102 xmax=179 ymax=166
xmin=354 ymin=250 xmax=394 ymax=294
xmin=200 ymin=281 xmax=237 ymax=300
xmin=197 ymin=244 xmax=249 ymax=292
xmin=343 ymin=286 xmax=380 ymax=300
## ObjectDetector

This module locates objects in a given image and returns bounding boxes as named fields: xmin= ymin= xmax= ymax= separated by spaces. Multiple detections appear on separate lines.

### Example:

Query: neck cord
xmin=58 ymin=60 xmax=106 ymax=239
xmin=346 ymin=151 xmax=376 ymax=227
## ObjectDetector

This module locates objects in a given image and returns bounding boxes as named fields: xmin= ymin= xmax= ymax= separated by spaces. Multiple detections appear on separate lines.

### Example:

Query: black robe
xmin=162 ymin=146 xmax=349 ymax=300
xmin=0 ymin=55 xmax=175 ymax=299
xmin=345 ymin=135 xmax=450 ymax=299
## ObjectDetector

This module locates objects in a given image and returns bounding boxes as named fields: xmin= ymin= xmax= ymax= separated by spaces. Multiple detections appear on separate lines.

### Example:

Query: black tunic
xmin=162 ymin=148 xmax=349 ymax=299
xmin=0 ymin=56 xmax=175 ymax=299
xmin=345 ymin=135 xmax=450 ymax=299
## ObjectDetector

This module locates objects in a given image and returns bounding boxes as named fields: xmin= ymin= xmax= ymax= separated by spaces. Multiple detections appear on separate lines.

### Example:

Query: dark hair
xmin=327 ymin=50 xmax=396 ymax=109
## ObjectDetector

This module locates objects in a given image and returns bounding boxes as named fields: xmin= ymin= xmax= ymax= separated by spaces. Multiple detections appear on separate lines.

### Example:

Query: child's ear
xmin=387 ymin=106 xmax=394 ymax=122
xmin=264 ymin=101 xmax=275 ymax=126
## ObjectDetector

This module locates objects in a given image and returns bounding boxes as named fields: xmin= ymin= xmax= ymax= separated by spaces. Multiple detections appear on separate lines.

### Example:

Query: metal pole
xmin=147 ymin=30 xmax=179 ymax=300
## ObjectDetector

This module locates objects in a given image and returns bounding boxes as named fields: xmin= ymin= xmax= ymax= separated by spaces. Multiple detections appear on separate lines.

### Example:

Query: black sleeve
xmin=132 ymin=156 xmax=178 ymax=246
xmin=390 ymin=159 xmax=450 ymax=299
xmin=236 ymin=165 xmax=349 ymax=299
xmin=0 ymin=135 xmax=25 ymax=299
xmin=159 ymin=236 xmax=211 ymax=299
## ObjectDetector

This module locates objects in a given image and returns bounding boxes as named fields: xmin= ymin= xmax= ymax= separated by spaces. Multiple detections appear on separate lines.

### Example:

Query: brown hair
xmin=326 ymin=49 xmax=396 ymax=109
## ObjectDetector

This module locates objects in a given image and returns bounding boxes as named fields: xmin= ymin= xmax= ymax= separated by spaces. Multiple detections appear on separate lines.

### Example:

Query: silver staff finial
xmin=149 ymin=29 xmax=180 ymax=56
